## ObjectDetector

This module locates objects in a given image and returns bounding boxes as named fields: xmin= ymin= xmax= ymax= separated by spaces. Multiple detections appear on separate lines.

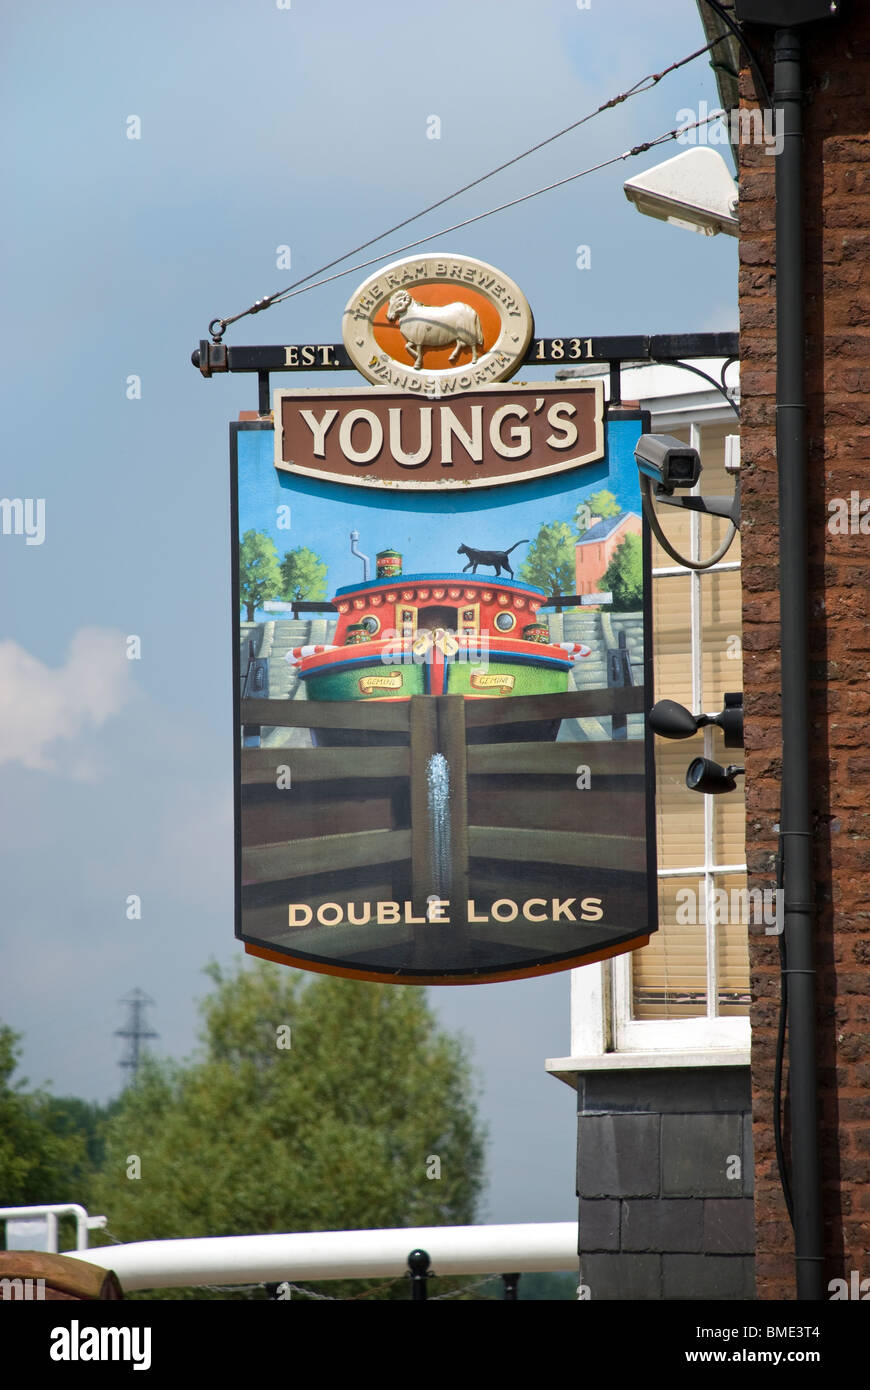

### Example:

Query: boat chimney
xmin=349 ymin=530 xmax=370 ymax=581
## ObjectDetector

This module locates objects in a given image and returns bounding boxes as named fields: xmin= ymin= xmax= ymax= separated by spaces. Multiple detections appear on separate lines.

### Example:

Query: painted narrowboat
xmin=285 ymin=559 xmax=591 ymax=746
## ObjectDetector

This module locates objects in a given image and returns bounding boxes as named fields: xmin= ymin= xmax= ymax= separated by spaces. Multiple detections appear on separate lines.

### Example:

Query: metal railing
xmin=64 ymin=1222 xmax=578 ymax=1293
xmin=0 ymin=1204 xmax=106 ymax=1253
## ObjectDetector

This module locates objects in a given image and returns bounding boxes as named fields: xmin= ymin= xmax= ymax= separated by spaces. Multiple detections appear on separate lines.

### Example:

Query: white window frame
xmin=549 ymin=383 xmax=750 ymax=1077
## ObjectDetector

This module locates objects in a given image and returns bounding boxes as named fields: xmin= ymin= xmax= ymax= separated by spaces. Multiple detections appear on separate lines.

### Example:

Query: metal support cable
xmin=208 ymin=36 xmax=735 ymax=340
xmin=209 ymin=111 xmax=733 ymax=342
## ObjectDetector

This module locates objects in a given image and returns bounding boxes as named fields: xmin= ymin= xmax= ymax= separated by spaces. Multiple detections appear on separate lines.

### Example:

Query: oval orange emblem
xmin=342 ymin=253 xmax=534 ymax=396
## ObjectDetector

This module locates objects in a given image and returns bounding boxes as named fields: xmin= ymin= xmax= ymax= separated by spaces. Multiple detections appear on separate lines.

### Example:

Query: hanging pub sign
xmin=234 ymin=254 xmax=657 ymax=983
xmin=274 ymin=381 xmax=604 ymax=489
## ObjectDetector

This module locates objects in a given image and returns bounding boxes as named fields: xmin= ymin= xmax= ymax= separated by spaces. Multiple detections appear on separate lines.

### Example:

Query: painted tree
xmin=518 ymin=521 xmax=576 ymax=596
xmin=239 ymin=530 xmax=282 ymax=622
xmin=575 ymin=489 xmax=621 ymax=536
xmin=600 ymin=532 xmax=643 ymax=610
xmin=280 ymin=546 xmax=327 ymax=602
xmin=88 ymin=962 xmax=486 ymax=1299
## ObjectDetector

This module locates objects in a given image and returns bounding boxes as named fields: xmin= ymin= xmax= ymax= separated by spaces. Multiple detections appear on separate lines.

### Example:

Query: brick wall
xmin=738 ymin=15 xmax=870 ymax=1298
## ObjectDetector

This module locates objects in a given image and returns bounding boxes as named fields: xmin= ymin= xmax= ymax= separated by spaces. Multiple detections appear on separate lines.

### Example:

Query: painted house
xmin=574 ymin=511 xmax=643 ymax=596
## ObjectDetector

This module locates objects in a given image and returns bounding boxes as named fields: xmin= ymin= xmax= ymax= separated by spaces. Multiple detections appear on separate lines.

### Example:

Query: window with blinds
xmin=631 ymin=422 xmax=750 ymax=1021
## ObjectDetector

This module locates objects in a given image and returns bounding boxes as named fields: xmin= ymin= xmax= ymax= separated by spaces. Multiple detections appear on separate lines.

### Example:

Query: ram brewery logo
xmin=342 ymin=253 xmax=535 ymax=396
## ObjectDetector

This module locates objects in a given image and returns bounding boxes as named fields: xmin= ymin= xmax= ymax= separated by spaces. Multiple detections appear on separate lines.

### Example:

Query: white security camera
xmin=634 ymin=434 xmax=702 ymax=495
xmin=635 ymin=433 xmax=740 ymax=569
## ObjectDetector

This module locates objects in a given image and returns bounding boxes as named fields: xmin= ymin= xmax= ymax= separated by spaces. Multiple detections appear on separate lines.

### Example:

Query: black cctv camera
xmin=634 ymin=434 xmax=702 ymax=495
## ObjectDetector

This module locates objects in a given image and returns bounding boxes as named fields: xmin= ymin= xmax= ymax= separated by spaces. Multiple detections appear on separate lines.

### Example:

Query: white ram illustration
xmin=386 ymin=290 xmax=484 ymax=369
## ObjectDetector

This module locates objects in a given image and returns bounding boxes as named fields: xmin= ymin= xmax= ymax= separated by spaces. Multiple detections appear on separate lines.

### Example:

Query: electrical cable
xmin=208 ymin=36 xmax=736 ymax=340
xmin=700 ymin=0 xmax=774 ymax=108
xmin=640 ymin=474 xmax=738 ymax=570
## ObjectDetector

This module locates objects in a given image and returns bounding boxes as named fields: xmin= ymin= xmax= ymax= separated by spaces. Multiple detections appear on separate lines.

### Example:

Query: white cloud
xmin=0 ymin=628 xmax=136 ymax=773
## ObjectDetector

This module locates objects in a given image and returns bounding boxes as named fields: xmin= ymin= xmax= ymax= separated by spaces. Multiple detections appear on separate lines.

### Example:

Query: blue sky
xmin=1 ymin=0 xmax=735 ymax=1228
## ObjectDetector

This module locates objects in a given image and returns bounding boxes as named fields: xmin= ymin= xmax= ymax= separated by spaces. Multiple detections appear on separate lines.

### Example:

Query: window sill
xmin=546 ymin=1048 xmax=751 ymax=1089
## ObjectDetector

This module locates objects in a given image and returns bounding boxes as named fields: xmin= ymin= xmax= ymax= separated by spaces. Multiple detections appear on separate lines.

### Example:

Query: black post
xmin=608 ymin=360 xmax=622 ymax=406
xmin=502 ymin=1272 xmax=521 ymax=1301
xmin=774 ymin=25 xmax=823 ymax=1301
xmin=407 ymin=1248 xmax=431 ymax=1301
xmin=608 ymin=628 xmax=629 ymax=740
xmin=258 ymin=370 xmax=270 ymax=417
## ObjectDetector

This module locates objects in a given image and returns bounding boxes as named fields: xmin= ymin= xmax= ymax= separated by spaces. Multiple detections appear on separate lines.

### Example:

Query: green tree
xmin=517 ymin=1271 xmax=579 ymax=1300
xmin=0 ymin=1024 xmax=94 ymax=1221
xmin=41 ymin=1095 xmax=119 ymax=1173
xmin=280 ymin=546 xmax=327 ymax=602
xmin=600 ymin=532 xmax=643 ymax=610
xmin=518 ymin=521 xmax=576 ymax=596
xmin=89 ymin=962 xmax=487 ymax=1299
xmin=576 ymin=489 xmax=621 ymax=536
xmin=239 ymin=530 xmax=282 ymax=622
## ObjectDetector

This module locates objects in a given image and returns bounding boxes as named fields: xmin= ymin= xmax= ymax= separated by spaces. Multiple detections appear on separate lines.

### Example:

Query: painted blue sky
xmin=2 ymin=0 xmax=734 ymax=1229
xmin=238 ymin=415 xmax=644 ymax=606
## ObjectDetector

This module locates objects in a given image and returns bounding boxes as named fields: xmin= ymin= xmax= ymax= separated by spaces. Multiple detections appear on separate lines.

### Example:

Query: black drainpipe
xmin=773 ymin=25 xmax=823 ymax=1301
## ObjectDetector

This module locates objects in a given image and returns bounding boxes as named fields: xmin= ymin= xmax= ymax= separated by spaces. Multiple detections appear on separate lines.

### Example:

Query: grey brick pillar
xmin=576 ymin=1067 xmax=755 ymax=1300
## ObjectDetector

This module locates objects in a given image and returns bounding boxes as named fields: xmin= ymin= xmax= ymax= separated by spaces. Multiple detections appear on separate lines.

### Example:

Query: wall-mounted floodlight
xmin=686 ymin=758 xmax=745 ymax=795
xmin=648 ymin=693 xmax=743 ymax=748
xmin=623 ymin=148 xmax=739 ymax=238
